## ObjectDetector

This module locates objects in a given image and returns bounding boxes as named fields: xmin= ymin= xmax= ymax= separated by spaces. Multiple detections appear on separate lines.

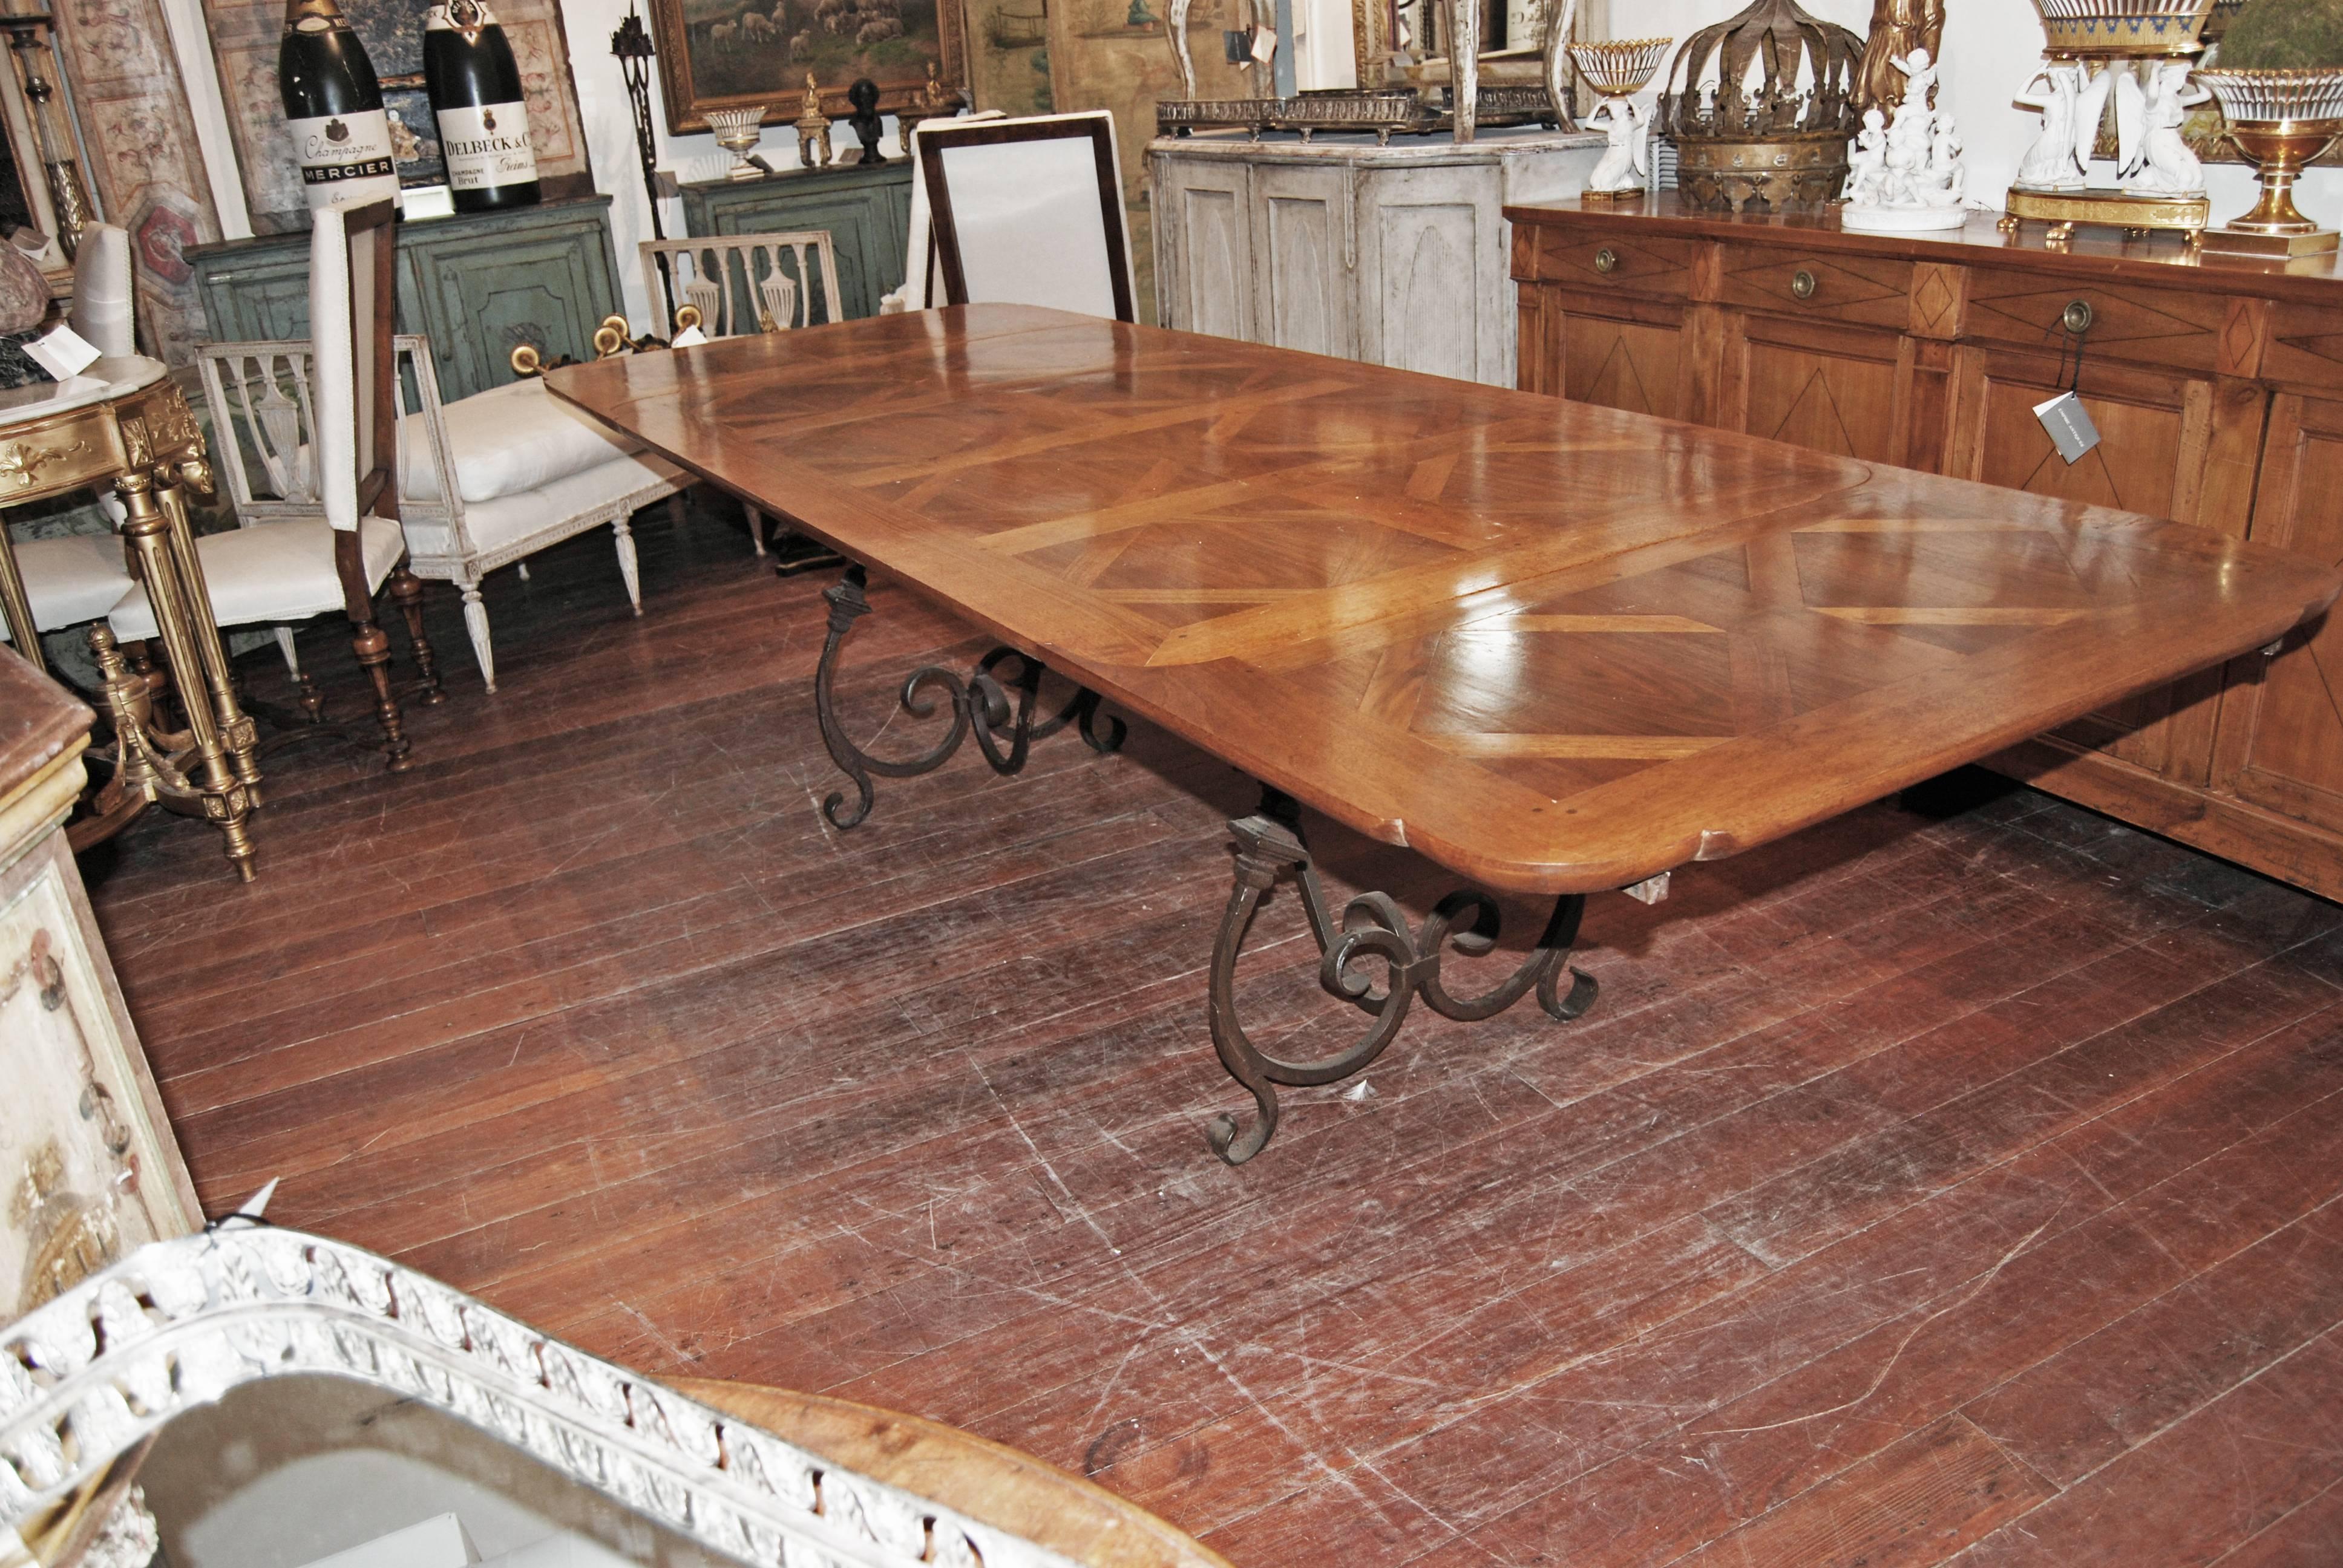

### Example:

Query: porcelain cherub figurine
xmin=1841 ymin=48 xmax=1965 ymax=230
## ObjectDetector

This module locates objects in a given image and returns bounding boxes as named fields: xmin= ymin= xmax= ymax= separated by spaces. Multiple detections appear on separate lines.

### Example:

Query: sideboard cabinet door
xmin=1356 ymin=163 xmax=1508 ymax=385
xmin=417 ymin=217 xmax=624 ymax=400
xmin=1947 ymin=343 xmax=2229 ymax=782
xmin=1153 ymin=154 xmax=1254 ymax=343
xmin=1249 ymin=163 xmax=1350 ymax=361
xmin=1516 ymin=284 xmax=1691 ymax=420
xmin=699 ymin=188 xmax=902 ymax=321
xmin=1720 ymin=312 xmax=1909 ymax=467
xmin=2211 ymin=393 xmax=2343 ymax=852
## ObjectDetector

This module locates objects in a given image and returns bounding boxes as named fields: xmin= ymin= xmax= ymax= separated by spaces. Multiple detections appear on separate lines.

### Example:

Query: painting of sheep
xmin=653 ymin=0 xmax=960 ymax=132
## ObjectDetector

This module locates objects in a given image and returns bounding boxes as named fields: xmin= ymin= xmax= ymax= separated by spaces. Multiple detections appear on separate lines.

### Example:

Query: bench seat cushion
xmin=401 ymin=376 xmax=645 ymax=506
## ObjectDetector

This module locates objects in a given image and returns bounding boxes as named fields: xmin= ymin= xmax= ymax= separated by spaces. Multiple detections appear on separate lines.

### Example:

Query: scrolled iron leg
xmin=811 ymin=566 xmax=1124 ymax=829
xmin=1204 ymin=788 xmax=1600 ymax=1164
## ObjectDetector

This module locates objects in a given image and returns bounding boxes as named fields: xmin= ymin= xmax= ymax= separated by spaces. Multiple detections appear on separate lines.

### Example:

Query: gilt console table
xmin=548 ymin=306 xmax=2339 ymax=1162
xmin=1509 ymin=197 xmax=2343 ymax=901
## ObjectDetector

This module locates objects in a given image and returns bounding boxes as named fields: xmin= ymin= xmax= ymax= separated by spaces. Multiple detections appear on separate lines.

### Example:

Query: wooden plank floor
xmin=84 ymin=505 xmax=2343 ymax=1566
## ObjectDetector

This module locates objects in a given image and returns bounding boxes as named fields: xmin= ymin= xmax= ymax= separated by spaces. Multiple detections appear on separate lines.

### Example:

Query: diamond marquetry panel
xmin=1719 ymin=246 xmax=1914 ymax=332
xmin=1563 ymin=316 xmax=1683 ymax=420
xmin=1965 ymin=279 xmax=2226 ymax=375
xmin=551 ymin=305 xmax=2341 ymax=895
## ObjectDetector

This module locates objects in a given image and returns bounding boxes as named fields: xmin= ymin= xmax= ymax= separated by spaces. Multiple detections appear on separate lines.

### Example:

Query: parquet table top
xmin=548 ymin=305 xmax=2341 ymax=896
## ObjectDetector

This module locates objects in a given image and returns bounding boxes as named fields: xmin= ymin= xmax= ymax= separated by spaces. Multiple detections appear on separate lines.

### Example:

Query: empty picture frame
xmin=916 ymin=112 xmax=1136 ymax=325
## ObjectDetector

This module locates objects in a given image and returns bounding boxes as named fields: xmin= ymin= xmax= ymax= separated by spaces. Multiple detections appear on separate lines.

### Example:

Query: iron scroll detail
xmin=813 ymin=565 xmax=1126 ymax=830
xmin=1206 ymin=791 xmax=1599 ymax=1165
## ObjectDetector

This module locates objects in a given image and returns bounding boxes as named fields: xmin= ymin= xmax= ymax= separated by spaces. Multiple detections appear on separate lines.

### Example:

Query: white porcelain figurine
xmin=1587 ymin=95 xmax=1648 ymax=193
xmin=1841 ymin=48 xmax=1966 ymax=230
xmin=2124 ymin=59 xmax=2210 ymax=196
xmin=2014 ymin=61 xmax=2088 ymax=191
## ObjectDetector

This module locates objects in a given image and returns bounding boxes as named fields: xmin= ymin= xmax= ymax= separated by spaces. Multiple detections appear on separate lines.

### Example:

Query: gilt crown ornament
xmin=1654 ymin=0 xmax=1864 ymax=142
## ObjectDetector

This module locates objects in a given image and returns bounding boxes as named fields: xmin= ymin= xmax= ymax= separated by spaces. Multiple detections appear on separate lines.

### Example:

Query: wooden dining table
xmin=548 ymin=304 xmax=2342 ymax=1162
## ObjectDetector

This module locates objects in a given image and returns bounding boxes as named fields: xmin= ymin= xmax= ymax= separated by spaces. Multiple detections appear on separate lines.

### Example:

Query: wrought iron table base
xmin=1206 ymin=789 xmax=1599 ymax=1164
xmin=814 ymin=564 xmax=1125 ymax=829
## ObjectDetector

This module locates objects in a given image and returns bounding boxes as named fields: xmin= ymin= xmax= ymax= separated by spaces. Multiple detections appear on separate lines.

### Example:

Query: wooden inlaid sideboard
xmin=1509 ymin=198 xmax=2343 ymax=901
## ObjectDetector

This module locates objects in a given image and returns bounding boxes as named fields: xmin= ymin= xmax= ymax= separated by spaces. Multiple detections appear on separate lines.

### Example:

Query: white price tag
xmin=2033 ymin=390 xmax=2100 ymax=464
xmin=24 ymin=322 xmax=100 ymax=381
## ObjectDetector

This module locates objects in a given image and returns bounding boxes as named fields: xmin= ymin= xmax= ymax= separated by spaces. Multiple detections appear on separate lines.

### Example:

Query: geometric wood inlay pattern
xmin=550 ymin=306 xmax=2342 ymax=896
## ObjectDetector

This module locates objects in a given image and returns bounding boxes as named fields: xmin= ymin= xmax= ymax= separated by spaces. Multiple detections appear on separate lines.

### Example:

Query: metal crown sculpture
xmin=1653 ymin=0 xmax=1866 ymax=212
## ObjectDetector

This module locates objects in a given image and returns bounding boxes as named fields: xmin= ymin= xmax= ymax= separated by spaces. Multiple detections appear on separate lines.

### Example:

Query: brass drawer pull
xmin=2062 ymin=298 xmax=2094 ymax=335
xmin=1594 ymin=247 xmax=1619 ymax=275
xmin=1791 ymin=268 xmax=1819 ymax=301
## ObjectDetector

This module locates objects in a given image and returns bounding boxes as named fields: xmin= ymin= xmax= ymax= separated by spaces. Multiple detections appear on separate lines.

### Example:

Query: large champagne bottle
xmin=278 ymin=0 xmax=399 ymax=211
xmin=425 ymin=0 xmax=540 ymax=212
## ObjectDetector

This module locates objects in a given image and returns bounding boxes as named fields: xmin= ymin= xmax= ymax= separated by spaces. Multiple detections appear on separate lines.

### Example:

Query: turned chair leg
xmin=270 ymin=626 xmax=324 ymax=720
xmin=387 ymin=567 xmax=444 ymax=704
xmin=667 ymin=492 xmax=687 ymax=532
xmin=350 ymin=616 xmax=411 ymax=771
xmin=614 ymin=519 xmax=643 ymax=615
xmin=459 ymin=582 xmax=496 ymax=692
xmin=747 ymin=502 xmax=768 ymax=556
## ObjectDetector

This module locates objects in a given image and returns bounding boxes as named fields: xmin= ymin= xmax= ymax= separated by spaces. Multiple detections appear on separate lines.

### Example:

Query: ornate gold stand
xmin=0 ymin=365 xmax=260 ymax=880
xmin=2198 ymin=118 xmax=2343 ymax=259
xmin=2000 ymin=186 xmax=2211 ymax=246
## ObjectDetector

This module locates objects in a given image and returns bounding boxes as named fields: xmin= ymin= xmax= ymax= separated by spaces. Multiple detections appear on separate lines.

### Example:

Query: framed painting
xmin=651 ymin=0 xmax=967 ymax=133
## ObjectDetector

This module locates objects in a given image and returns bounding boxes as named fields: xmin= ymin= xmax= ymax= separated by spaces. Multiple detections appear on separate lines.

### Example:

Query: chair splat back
xmin=640 ymin=232 xmax=843 ymax=337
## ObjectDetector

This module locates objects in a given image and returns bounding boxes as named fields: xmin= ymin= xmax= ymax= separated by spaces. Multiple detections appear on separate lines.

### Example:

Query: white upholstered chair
xmin=202 ymin=320 xmax=689 ymax=699
xmin=119 ymin=196 xmax=436 ymax=767
xmin=638 ymin=232 xmax=841 ymax=564
xmin=913 ymin=112 xmax=1136 ymax=324
xmin=0 ymin=222 xmax=143 ymax=658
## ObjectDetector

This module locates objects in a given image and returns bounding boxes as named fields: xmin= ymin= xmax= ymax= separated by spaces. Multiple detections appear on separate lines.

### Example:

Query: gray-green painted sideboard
xmin=187 ymin=195 xmax=625 ymax=403
xmin=676 ymin=162 xmax=910 ymax=324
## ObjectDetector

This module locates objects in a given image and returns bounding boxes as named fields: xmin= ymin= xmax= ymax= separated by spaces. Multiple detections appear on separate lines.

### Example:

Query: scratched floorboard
xmin=83 ymin=507 xmax=2343 ymax=1566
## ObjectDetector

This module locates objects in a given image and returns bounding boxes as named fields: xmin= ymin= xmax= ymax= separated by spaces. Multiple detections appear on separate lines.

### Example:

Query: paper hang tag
xmin=2033 ymin=390 xmax=2100 ymax=465
xmin=1250 ymin=24 xmax=1278 ymax=61
xmin=24 ymin=322 xmax=99 ymax=382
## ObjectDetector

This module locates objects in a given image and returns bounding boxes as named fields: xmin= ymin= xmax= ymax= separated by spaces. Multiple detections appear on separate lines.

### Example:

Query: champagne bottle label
xmin=436 ymin=100 xmax=536 ymax=191
xmin=288 ymin=108 xmax=399 ymax=206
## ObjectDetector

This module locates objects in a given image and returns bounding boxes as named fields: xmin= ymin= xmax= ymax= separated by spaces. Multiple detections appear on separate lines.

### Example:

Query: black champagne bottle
xmin=425 ymin=0 xmax=540 ymax=212
xmin=278 ymin=0 xmax=399 ymax=211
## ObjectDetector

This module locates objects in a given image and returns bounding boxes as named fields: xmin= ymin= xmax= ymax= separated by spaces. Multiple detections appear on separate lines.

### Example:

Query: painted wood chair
xmin=640 ymin=232 xmax=842 ymax=562
xmin=116 ymin=196 xmax=436 ymax=767
xmin=202 ymin=323 xmax=690 ymax=701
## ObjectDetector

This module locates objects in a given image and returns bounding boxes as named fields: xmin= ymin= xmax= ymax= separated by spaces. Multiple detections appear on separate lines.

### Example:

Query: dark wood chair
xmin=111 ymin=196 xmax=441 ymax=766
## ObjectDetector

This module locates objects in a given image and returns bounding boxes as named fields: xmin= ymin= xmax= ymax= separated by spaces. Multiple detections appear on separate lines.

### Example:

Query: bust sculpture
xmin=845 ymin=76 xmax=885 ymax=164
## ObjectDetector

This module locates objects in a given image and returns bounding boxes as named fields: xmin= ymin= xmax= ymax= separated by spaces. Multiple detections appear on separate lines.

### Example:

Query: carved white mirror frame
xmin=0 ymin=1227 xmax=1087 ymax=1568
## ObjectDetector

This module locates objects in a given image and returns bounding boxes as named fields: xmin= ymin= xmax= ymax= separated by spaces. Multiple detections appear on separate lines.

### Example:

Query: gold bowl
xmin=2030 ymin=0 xmax=2217 ymax=58
xmin=1566 ymin=38 xmax=1673 ymax=99
xmin=2195 ymin=67 xmax=2343 ymax=253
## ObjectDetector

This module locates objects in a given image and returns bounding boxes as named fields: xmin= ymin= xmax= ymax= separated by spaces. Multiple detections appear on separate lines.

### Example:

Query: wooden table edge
xmin=673 ymin=1377 xmax=1233 ymax=1568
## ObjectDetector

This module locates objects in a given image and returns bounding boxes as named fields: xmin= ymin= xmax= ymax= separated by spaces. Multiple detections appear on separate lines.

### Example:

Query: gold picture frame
xmin=651 ymin=0 xmax=968 ymax=133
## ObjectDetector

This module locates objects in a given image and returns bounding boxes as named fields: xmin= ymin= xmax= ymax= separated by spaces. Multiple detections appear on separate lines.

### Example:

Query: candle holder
xmin=1568 ymin=38 xmax=1671 ymax=201
xmin=704 ymin=105 xmax=766 ymax=180
xmin=2194 ymin=67 xmax=2343 ymax=258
